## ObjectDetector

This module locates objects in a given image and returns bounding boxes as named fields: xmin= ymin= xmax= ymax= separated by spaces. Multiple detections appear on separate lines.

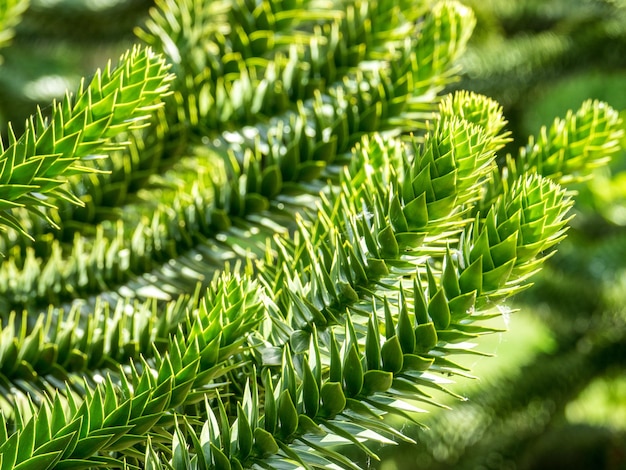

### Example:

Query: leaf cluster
xmin=0 ymin=1 xmax=621 ymax=469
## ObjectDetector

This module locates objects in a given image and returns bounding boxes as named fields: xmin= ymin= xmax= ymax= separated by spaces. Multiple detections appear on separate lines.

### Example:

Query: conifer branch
xmin=0 ymin=1 xmax=620 ymax=469
xmin=0 ymin=45 xmax=172 ymax=238
xmin=0 ymin=2 xmax=476 ymax=313
xmin=156 ymin=93 xmax=575 ymax=469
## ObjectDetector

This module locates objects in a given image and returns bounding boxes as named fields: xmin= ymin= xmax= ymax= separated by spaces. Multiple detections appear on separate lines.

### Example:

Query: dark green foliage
xmin=0 ymin=0 xmax=622 ymax=469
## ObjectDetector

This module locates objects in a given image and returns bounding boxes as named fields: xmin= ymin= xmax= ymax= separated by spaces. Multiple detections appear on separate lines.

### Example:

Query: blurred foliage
xmin=457 ymin=0 xmax=626 ymax=152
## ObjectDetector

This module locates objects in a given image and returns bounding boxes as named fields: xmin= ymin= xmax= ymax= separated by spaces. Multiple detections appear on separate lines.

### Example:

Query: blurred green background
xmin=1 ymin=0 xmax=625 ymax=469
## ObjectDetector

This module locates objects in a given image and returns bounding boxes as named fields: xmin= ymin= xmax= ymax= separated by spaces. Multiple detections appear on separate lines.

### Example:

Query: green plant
xmin=0 ymin=1 xmax=622 ymax=469
xmin=373 ymin=2 xmax=626 ymax=468
xmin=456 ymin=0 xmax=626 ymax=147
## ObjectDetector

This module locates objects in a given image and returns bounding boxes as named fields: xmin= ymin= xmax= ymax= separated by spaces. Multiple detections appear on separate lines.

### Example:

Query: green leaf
xmin=459 ymin=256 xmax=483 ymax=294
xmin=13 ymin=451 xmax=61 ymax=470
xmin=253 ymin=428 xmax=279 ymax=457
xmin=0 ymin=1 xmax=593 ymax=467
xmin=263 ymin=370 xmax=277 ymax=434
xmin=381 ymin=336 xmax=404 ymax=374
xmin=415 ymin=322 xmax=438 ymax=353
xmin=210 ymin=443 xmax=231 ymax=470
xmin=16 ymin=418 xmax=35 ymax=465
xmin=448 ymin=290 xmax=477 ymax=317
xmin=297 ymin=414 xmax=325 ymax=436
xmin=403 ymin=192 xmax=429 ymax=230
xmin=428 ymin=289 xmax=451 ymax=330
xmin=397 ymin=299 xmax=415 ymax=354
xmin=172 ymin=425 xmax=189 ymax=470
xmin=343 ymin=343 xmax=364 ymax=397
xmin=320 ymin=382 xmax=346 ymax=417
xmin=71 ymin=435 xmax=115 ymax=459
xmin=236 ymin=403 xmax=253 ymax=460
xmin=302 ymin=362 xmax=320 ymax=418
xmin=402 ymin=354 xmax=434 ymax=372
xmin=0 ymin=433 xmax=19 ymax=470
xmin=329 ymin=332 xmax=343 ymax=384
xmin=278 ymin=390 xmax=298 ymax=439
xmin=261 ymin=165 xmax=283 ymax=198
xmin=365 ymin=315 xmax=381 ymax=371
xmin=389 ymin=194 xmax=409 ymax=232
xmin=442 ymin=253 xmax=461 ymax=299
xmin=362 ymin=370 xmax=393 ymax=394
xmin=482 ymin=259 xmax=516 ymax=292
xmin=490 ymin=232 xmax=518 ymax=267
xmin=378 ymin=225 xmax=399 ymax=258
xmin=396 ymin=232 xmax=426 ymax=251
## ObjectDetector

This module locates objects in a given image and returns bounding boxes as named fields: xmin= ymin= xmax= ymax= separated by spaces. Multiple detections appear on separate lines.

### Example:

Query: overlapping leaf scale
xmin=394 ymin=116 xmax=495 ymax=239
xmin=0 ymin=296 xmax=190 ymax=413
xmin=156 ymin=210 xmax=578 ymax=469
xmin=0 ymin=358 xmax=191 ymax=469
xmin=323 ymin=92 xmax=509 ymax=265
xmin=211 ymin=58 xmax=416 ymax=204
xmin=0 ymin=271 xmax=269 ymax=468
xmin=0 ymin=4 xmax=472 ymax=466
xmin=0 ymin=161 xmax=236 ymax=311
xmin=0 ymin=3 xmax=475 ymax=315
xmin=249 ymin=92 xmax=505 ymax=346
xmin=410 ymin=1 xmax=475 ymax=100
xmin=94 ymin=54 xmax=574 ymax=470
xmin=0 ymin=269 xmax=265 ymax=418
xmin=0 ymin=62 xmax=400 ymax=312
xmin=137 ymin=0 xmax=337 ymax=128
xmin=244 ymin=99 xmax=493 ymax=352
xmin=0 ymin=45 xmax=172 ymax=237
xmin=0 ymin=108 xmax=180 ymax=253
xmin=177 ymin=100 xmax=574 ymax=468
xmin=360 ymin=176 xmax=573 ymax=383
xmin=222 ymin=184 xmax=572 ymax=468
xmin=137 ymin=0 xmax=441 ymax=130
xmin=0 ymin=0 xmax=413 ymax=252
xmin=461 ymin=174 xmax=573 ymax=299
xmin=141 ymin=335 xmax=401 ymax=469
xmin=83 ymin=79 xmax=507 ymax=470
xmin=437 ymin=89 xmax=511 ymax=152
xmin=481 ymin=99 xmax=623 ymax=212
xmin=254 ymin=101 xmax=502 ymax=340
xmin=516 ymin=99 xmax=623 ymax=184
xmin=148 ymin=220 xmax=591 ymax=470
xmin=413 ymin=173 xmax=573 ymax=370
xmin=0 ymin=0 xmax=472 ymax=280
xmin=0 ymin=0 xmax=448 ymax=282
xmin=0 ymin=92 xmax=508 ymax=466
xmin=137 ymin=0 xmax=335 ymax=78
xmin=0 ymin=3 xmax=595 ymax=470
xmin=0 ymin=111 xmax=190 ymax=265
